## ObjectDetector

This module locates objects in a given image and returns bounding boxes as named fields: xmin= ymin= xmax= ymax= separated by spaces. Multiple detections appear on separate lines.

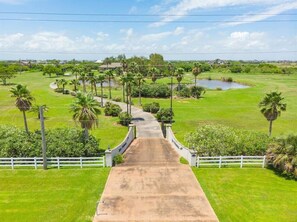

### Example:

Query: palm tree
xmin=59 ymin=79 xmax=68 ymax=94
xmin=192 ymin=63 xmax=202 ymax=86
xmin=97 ymin=74 xmax=106 ymax=107
xmin=150 ymin=67 xmax=159 ymax=84
xmin=259 ymin=91 xmax=287 ymax=136
xmin=122 ymin=72 xmax=134 ymax=114
xmin=105 ymin=69 xmax=114 ymax=99
xmin=87 ymin=72 xmax=96 ymax=94
xmin=79 ymin=72 xmax=88 ymax=93
xmin=119 ymin=75 xmax=126 ymax=103
xmin=71 ymin=66 xmax=81 ymax=80
xmin=70 ymin=92 xmax=101 ymax=139
xmin=175 ymin=68 xmax=184 ymax=91
xmin=103 ymin=57 xmax=112 ymax=69
xmin=134 ymin=73 xmax=145 ymax=105
xmin=70 ymin=79 xmax=80 ymax=91
xmin=10 ymin=84 xmax=34 ymax=133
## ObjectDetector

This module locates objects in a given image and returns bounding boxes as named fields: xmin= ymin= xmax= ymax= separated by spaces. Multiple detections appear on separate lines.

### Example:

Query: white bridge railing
xmin=196 ymin=155 xmax=266 ymax=168
xmin=0 ymin=156 xmax=105 ymax=169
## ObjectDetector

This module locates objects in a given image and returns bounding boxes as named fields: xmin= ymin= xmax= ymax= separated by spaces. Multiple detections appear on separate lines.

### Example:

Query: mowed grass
xmin=0 ymin=71 xmax=127 ymax=149
xmin=137 ymin=72 xmax=297 ymax=143
xmin=193 ymin=168 xmax=297 ymax=222
xmin=0 ymin=168 xmax=110 ymax=222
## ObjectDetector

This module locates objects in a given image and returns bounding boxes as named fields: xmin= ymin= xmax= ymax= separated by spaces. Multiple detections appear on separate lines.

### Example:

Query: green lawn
xmin=136 ymin=72 xmax=297 ymax=143
xmin=0 ymin=72 xmax=127 ymax=149
xmin=193 ymin=168 xmax=297 ymax=222
xmin=0 ymin=168 xmax=110 ymax=222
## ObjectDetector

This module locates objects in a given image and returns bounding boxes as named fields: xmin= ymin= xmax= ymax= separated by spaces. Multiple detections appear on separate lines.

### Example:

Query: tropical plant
xmin=149 ymin=67 xmax=159 ymax=84
xmin=79 ymin=72 xmax=88 ymax=93
xmin=30 ymin=104 xmax=49 ymax=119
xmin=71 ymin=65 xmax=82 ymax=80
xmin=192 ymin=63 xmax=202 ymax=86
xmin=70 ymin=92 xmax=101 ymax=139
xmin=259 ymin=92 xmax=287 ymax=136
xmin=70 ymin=79 xmax=80 ymax=91
xmin=104 ymin=102 xmax=122 ymax=117
xmin=156 ymin=108 xmax=174 ymax=122
xmin=190 ymin=86 xmax=206 ymax=99
xmin=97 ymin=74 xmax=106 ymax=107
xmin=59 ymin=79 xmax=68 ymax=94
xmin=175 ymin=67 xmax=184 ymax=91
xmin=134 ymin=72 xmax=145 ymax=105
xmin=105 ymin=69 xmax=114 ymax=99
xmin=10 ymin=84 xmax=34 ymax=133
xmin=266 ymin=135 xmax=297 ymax=179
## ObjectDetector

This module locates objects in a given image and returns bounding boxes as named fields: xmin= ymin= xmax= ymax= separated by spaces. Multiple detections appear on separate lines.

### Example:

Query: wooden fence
xmin=0 ymin=157 xmax=105 ymax=169
xmin=196 ymin=155 xmax=266 ymax=168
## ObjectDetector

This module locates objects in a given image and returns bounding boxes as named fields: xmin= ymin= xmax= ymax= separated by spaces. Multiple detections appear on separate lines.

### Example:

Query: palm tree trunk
xmin=94 ymin=83 xmax=97 ymax=96
xmin=138 ymin=85 xmax=141 ymax=106
xmin=109 ymin=77 xmax=112 ymax=99
xmin=129 ymin=85 xmax=132 ymax=115
xmin=84 ymin=127 xmax=89 ymax=140
xmin=100 ymin=82 xmax=103 ymax=107
xmin=83 ymin=80 xmax=86 ymax=92
xmin=23 ymin=111 xmax=29 ymax=134
xmin=195 ymin=76 xmax=197 ymax=87
xmin=269 ymin=120 xmax=273 ymax=137
xmin=178 ymin=82 xmax=181 ymax=91
xmin=122 ymin=83 xmax=125 ymax=103
xmin=126 ymin=83 xmax=129 ymax=113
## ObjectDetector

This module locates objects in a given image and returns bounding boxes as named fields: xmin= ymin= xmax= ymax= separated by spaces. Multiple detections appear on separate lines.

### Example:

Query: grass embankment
xmin=0 ymin=72 xmax=127 ymax=149
xmin=138 ymin=72 xmax=297 ymax=143
xmin=193 ymin=168 xmax=297 ymax=222
xmin=0 ymin=168 xmax=110 ymax=222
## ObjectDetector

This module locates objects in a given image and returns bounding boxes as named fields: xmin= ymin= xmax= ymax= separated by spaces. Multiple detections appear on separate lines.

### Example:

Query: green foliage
xmin=118 ymin=112 xmax=132 ymax=126
xmin=142 ymin=102 xmax=160 ymax=113
xmin=177 ymin=86 xmax=191 ymax=98
xmin=190 ymin=86 xmax=206 ymax=98
xmin=0 ymin=126 xmax=101 ymax=157
xmin=221 ymin=77 xmax=233 ymax=82
xmin=230 ymin=63 xmax=242 ymax=73
xmin=258 ymin=63 xmax=282 ymax=74
xmin=43 ymin=65 xmax=64 ymax=77
xmin=179 ymin=157 xmax=189 ymax=164
xmin=104 ymin=102 xmax=122 ymax=117
xmin=156 ymin=108 xmax=174 ymax=122
xmin=0 ymin=65 xmax=16 ymax=85
xmin=112 ymin=96 xmax=122 ymax=102
xmin=131 ymin=84 xmax=170 ymax=98
xmin=266 ymin=135 xmax=297 ymax=179
xmin=185 ymin=125 xmax=270 ymax=156
xmin=113 ymin=154 xmax=124 ymax=165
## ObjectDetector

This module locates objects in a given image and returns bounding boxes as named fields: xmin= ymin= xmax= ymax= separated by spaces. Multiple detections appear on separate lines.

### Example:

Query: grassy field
xmin=0 ymin=168 xmax=110 ymax=222
xmin=0 ymin=71 xmax=127 ymax=149
xmin=137 ymin=72 xmax=297 ymax=143
xmin=193 ymin=168 xmax=297 ymax=222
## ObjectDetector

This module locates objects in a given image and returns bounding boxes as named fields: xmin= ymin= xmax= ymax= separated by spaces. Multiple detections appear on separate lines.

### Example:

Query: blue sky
xmin=0 ymin=0 xmax=296 ymax=60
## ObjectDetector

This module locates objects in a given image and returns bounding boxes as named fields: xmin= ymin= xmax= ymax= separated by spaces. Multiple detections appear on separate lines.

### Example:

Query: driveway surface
xmin=93 ymin=138 xmax=218 ymax=222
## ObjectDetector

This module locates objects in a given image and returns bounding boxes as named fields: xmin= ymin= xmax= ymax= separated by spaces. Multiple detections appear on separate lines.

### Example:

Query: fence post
xmin=197 ymin=156 xmax=200 ymax=168
xmin=240 ymin=155 xmax=243 ymax=168
xmin=11 ymin=157 xmax=14 ymax=169
xmin=80 ymin=157 xmax=83 ymax=168
xmin=262 ymin=155 xmax=266 ymax=168
xmin=219 ymin=156 xmax=222 ymax=168
xmin=57 ymin=157 xmax=60 ymax=169
xmin=190 ymin=150 xmax=197 ymax=167
xmin=34 ymin=157 xmax=37 ymax=169
xmin=105 ymin=149 xmax=112 ymax=167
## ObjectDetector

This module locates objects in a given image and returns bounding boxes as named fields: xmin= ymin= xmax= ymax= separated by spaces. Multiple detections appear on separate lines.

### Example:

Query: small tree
xmin=175 ymin=68 xmax=184 ymax=91
xmin=105 ymin=69 xmax=114 ymax=99
xmin=259 ymin=91 xmax=287 ymax=137
xmin=0 ymin=66 xmax=16 ymax=85
xmin=192 ymin=63 xmax=202 ymax=87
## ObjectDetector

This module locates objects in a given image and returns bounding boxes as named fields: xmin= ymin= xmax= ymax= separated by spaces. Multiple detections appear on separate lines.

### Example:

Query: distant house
xmin=99 ymin=62 xmax=122 ymax=70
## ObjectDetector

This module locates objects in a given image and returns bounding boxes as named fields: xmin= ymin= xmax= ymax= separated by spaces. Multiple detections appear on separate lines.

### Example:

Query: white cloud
xmin=150 ymin=0 xmax=294 ymax=27
xmin=96 ymin=32 xmax=109 ymax=41
xmin=120 ymin=28 xmax=134 ymax=41
xmin=0 ymin=33 xmax=24 ymax=48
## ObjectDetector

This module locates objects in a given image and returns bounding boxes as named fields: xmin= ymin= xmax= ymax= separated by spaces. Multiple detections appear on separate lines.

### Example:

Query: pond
xmin=195 ymin=79 xmax=249 ymax=90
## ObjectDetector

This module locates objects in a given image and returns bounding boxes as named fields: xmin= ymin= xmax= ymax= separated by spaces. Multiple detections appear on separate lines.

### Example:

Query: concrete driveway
xmin=93 ymin=138 xmax=218 ymax=222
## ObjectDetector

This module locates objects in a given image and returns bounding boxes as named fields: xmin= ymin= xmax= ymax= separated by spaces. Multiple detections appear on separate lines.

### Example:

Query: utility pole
xmin=39 ymin=106 xmax=47 ymax=170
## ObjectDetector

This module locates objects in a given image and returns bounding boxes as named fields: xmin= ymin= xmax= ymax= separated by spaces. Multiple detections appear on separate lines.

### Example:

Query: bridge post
xmin=189 ymin=150 xmax=198 ymax=167
xmin=105 ymin=148 xmax=112 ymax=167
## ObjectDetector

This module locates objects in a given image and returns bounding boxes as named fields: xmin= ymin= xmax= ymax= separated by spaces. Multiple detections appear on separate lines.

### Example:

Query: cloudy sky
xmin=0 ymin=0 xmax=296 ymax=60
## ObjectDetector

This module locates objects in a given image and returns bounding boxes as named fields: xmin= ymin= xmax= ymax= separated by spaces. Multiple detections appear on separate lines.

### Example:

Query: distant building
xmin=99 ymin=62 xmax=122 ymax=70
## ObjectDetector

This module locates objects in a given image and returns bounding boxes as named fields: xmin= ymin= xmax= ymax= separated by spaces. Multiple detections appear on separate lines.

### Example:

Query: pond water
xmin=195 ymin=79 xmax=249 ymax=90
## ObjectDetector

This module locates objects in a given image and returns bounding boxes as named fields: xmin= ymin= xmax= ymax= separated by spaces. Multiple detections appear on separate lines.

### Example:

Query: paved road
xmin=93 ymin=138 xmax=218 ymax=222
xmin=98 ymin=99 xmax=163 ymax=138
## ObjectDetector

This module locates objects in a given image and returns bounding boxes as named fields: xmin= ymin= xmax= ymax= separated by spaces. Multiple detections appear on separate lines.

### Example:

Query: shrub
xmin=119 ymin=112 xmax=132 ymax=126
xmin=113 ymin=154 xmax=124 ymax=165
xmin=70 ymin=91 xmax=77 ymax=97
xmin=266 ymin=135 xmax=297 ymax=179
xmin=112 ymin=96 xmax=122 ymax=102
xmin=104 ymin=102 xmax=122 ymax=117
xmin=54 ymin=88 xmax=64 ymax=93
xmin=0 ymin=126 xmax=101 ymax=157
xmin=142 ymin=102 xmax=160 ymax=113
xmin=190 ymin=86 xmax=206 ymax=98
xmin=64 ymin=89 xmax=70 ymax=94
xmin=226 ymin=77 xmax=233 ymax=82
xmin=185 ymin=125 xmax=270 ymax=156
xmin=177 ymin=87 xmax=191 ymax=98
xmin=207 ymin=76 xmax=212 ymax=80
xmin=156 ymin=108 xmax=174 ymax=122
xmin=132 ymin=84 xmax=170 ymax=98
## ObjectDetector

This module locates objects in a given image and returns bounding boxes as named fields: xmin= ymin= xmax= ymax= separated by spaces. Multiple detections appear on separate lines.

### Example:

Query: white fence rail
xmin=0 ymin=157 xmax=105 ymax=169
xmin=196 ymin=155 xmax=266 ymax=168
